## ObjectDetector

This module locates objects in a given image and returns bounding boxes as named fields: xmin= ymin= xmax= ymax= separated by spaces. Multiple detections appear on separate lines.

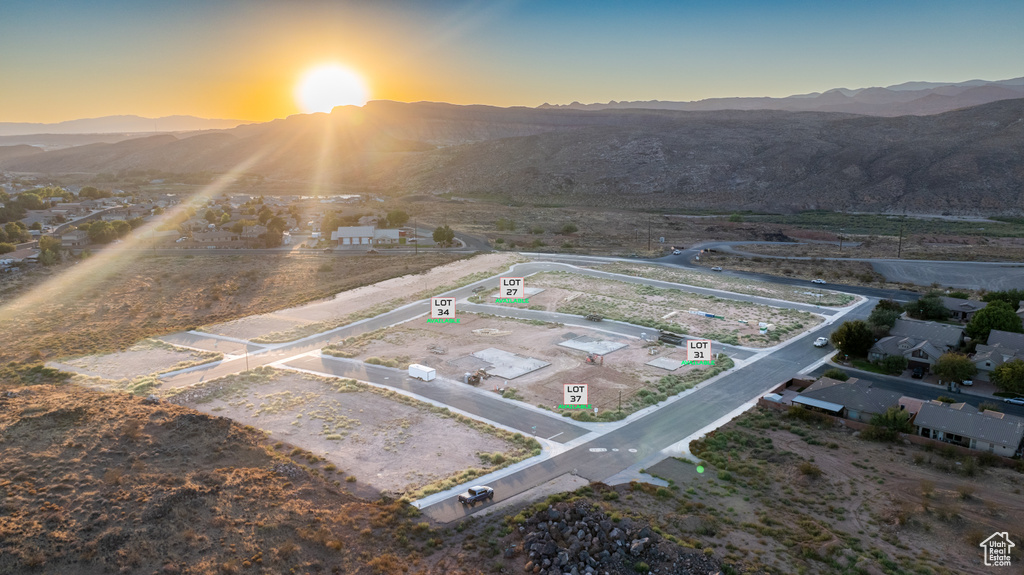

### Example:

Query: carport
xmin=793 ymin=396 xmax=844 ymax=417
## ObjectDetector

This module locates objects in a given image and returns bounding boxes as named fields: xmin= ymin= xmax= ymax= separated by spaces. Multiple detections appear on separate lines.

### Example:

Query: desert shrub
xmin=880 ymin=355 xmax=908 ymax=374
xmin=822 ymin=368 xmax=850 ymax=381
xmin=798 ymin=462 xmax=823 ymax=477
xmin=920 ymin=480 xmax=935 ymax=497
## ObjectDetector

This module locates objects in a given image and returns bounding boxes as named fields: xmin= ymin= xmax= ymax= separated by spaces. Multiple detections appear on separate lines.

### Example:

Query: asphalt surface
xmin=284 ymin=355 xmax=590 ymax=443
xmin=685 ymin=240 xmax=1024 ymax=291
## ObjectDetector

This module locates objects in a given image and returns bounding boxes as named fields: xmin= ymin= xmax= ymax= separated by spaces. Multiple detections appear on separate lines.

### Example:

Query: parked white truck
xmin=408 ymin=364 xmax=436 ymax=381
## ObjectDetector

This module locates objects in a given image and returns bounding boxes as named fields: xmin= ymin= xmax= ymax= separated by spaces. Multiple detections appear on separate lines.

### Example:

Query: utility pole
xmin=897 ymin=215 xmax=905 ymax=259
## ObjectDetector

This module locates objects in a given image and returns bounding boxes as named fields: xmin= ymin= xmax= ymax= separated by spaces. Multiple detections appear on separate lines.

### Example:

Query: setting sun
xmin=295 ymin=64 xmax=369 ymax=113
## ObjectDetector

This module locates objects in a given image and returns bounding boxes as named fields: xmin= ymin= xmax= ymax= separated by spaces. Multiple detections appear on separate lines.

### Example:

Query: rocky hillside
xmin=1 ymin=98 xmax=1021 ymax=215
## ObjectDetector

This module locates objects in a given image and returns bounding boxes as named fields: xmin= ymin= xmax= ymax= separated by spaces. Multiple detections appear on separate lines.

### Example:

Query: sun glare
xmin=296 ymin=64 xmax=369 ymax=113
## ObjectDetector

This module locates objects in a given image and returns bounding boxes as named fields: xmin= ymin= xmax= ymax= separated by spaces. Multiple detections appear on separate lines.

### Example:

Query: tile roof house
xmin=868 ymin=335 xmax=945 ymax=373
xmin=914 ymin=400 xmax=1024 ymax=457
xmin=794 ymin=377 xmax=904 ymax=423
xmin=890 ymin=317 xmax=964 ymax=351
xmin=970 ymin=344 xmax=1007 ymax=380
xmin=938 ymin=297 xmax=988 ymax=322
xmin=987 ymin=330 xmax=1024 ymax=356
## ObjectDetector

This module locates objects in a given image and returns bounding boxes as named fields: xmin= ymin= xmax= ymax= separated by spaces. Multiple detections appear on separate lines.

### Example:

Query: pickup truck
xmin=584 ymin=314 xmax=603 ymax=322
xmin=458 ymin=485 xmax=494 ymax=506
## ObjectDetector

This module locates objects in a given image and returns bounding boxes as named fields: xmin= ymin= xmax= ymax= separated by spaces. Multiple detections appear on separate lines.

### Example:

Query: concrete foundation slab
xmin=472 ymin=348 xmax=550 ymax=379
xmin=557 ymin=336 xmax=628 ymax=355
xmin=524 ymin=287 xmax=545 ymax=296
xmin=646 ymin=357 xmax=682 ymax=371
xmin=158 ymin=332 xmax=263 ymax=356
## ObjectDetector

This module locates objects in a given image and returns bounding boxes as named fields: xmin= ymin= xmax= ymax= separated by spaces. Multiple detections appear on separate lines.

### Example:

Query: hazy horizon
xmin=2 ymin=0 xmax=1022 ymax=123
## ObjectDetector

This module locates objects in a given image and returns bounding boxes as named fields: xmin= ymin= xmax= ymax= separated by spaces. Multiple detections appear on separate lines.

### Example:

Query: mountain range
xmin=0 ymin=115 xmax=250 ymax=137
xmin=539 ymin=77 xmax=1024 ymax=117
xmin=1 ymin=95 xmax=1021 ymax=217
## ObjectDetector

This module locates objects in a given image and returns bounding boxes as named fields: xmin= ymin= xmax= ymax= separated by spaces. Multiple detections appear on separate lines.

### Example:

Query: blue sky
xmin=1 ymin=0 xmax=1021 ymax=121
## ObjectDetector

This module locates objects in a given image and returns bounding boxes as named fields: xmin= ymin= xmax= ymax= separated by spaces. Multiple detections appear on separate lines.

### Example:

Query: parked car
xmin=811 ymin=279 xmax=827 ymax=284
xmin=458 ymin=485 xmax=494 ymax=506
xmin=911 ymin=367 xmax=924 ymax=379
xmin=813 ymin=337 xmax=829 ymax=347
xmin=960 ymin=379 xmax=973 ymax=387
xmin=472 ymin=285 xmax=487 ymax=293
xmin=672 ymin=249 xmax=681 ymax=255
xmin=1003 ymin=397 xmax=1024 ymax=406
xmin=711 ymin=267 xmax=723 ymax=272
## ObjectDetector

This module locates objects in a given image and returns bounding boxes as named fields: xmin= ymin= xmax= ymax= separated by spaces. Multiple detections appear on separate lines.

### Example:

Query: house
xmin=868 ymin=336 xmax=945 ymax=373
xmin=192 ymin=230 xmax=239 ymax=244
xmin=938 ymin=296 xmax=988 ymax=323
xmin=242 ymin=225 xmax=267 ymax=240
xmin=330 ymin=226 xmax=375 ymax=246
xmin=61 ymin=230 xmax=89 ymax=247
xmin=793 ymin=377 xmax=903 ymax=423
xmin=970 ymin=345 xmax=1007 ymax=381
xmin=890 ymin=317 xmax=964 ymax=351
xmin=914 ymin=400 xmax=1024 ymax=457
xmin=898 ymin=396 xmax=925 ymax=416
xmin=987 ymin=330 xmax=1024 ymax=356
xmin=373 ymin=229 xmax=400 ymax=244
xmin=357 ymin=215 xmax=379 ymax=226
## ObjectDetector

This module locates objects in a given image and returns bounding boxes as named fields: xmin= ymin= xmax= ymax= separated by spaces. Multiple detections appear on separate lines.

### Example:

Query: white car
xmin=711 ymin=266 xmax=723 ymax=271
xmin=814 ymin=337 xmax=829 ymax=347
xmin=960 ymin=379 xmax=973 ymax=387
xmin=1003 ymin=397 xmax=1024 ymax=406
xmin=811 ymin=279 xmax=827 ymax=284
xmin=672 ymin=249 xmax=681 ymax=255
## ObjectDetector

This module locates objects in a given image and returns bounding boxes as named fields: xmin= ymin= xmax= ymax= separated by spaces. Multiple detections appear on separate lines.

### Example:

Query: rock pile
xmin=512 ymin=500 xmax=723 ymax=575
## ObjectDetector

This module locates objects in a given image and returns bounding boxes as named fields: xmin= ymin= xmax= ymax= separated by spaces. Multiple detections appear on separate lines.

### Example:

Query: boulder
xmin=630 ymin=537 xmax=649 ymax=556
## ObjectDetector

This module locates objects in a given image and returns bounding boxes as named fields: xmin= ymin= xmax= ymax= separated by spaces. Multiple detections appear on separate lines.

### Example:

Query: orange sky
xmin=1 ymin=0 xmax=1022 ymax=123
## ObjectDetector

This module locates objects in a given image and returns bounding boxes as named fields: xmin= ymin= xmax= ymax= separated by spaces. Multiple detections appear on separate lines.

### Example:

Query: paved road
xmin=683 ymin=240 xmax=1024 ymax=291
xmin=285 ymin=355 xmax=590 ymax=443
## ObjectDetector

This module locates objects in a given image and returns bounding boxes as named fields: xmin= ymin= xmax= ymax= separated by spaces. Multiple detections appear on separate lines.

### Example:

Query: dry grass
xmin=0 ymin=252 xmax=463 ymax=363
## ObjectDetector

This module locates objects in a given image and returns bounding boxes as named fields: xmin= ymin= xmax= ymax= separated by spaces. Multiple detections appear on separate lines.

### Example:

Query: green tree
xmin=868 ymin=306 xmax=900 ymax=330
xmin=561 ymin=223 xmax=578 ymax=234
xmin=830 ymin=320 xmax=874 ymax=357
xmin=992 ymin=359 xmax=1024 ymax=395
xmin=204 ymin=209 xmax=218 ymax=224
xmin=385 ymin=210 xmax=409 ymax=228
xmin=28 ymin=221 xmax=42 ymax=231
xmin=78 ymin=186 xmax=112 ymax=199
xmin=822 ymin=368 xmax=850 ymax=381
xmin=87 ymin=221 xmax=117 ymax=244
xmin=38 ymin=235 xmax=61 ymax=253
xmin=432 ymin=225 xmax=455 ymax=247
xmin=965 ymin=301 xmax=1023 ymax=342
xmin=257 ymin=207 xmax=272 ymax=225
xmin=875 ymin=298 xmax=903 ymax=312
xmin=933 ymin=352 xmax=977 ymax=384
xmin=903 ymin=292 xmax=949 ymax=321
xmin=981 ymin=289 xmax=1024 ymax=307
xmin=112 ymin=220 xmax=131 ymax=238
xmin=220 ymin=213 xmax=231 ymax=225
xmin=869 ymin=406 xmax=914 ymax=433
xmin=38 ymin=250 xmax=58 ymax=266
xmin=128 ymin=217 xmax=145 ymax=229
xmin=880 ymin=355 xmax=908 ymax=374
xmin=14 ymin=192 xmax=45 ymax=210
xmin=0 ymin=242 xmax=14 ymax=254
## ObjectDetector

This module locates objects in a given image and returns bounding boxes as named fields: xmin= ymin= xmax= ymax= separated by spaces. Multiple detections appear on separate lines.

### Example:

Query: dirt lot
xmin=0 ymin=252 xmax=464 ymax=363
xmin=47 ymin=339 xmax=221 ymax=380
xmin=737 ymin=234 xmax=1024 ymax=262
xmin=326 ymin=313 xmax=726 ymax=418
xmin=695 ymin=251 xmax=928 ymax=292
xmin=201 ymin=253 xmax=525 ymax=343
xmin=510 ymin=271 xmax=823 ymax=347
xmin=589 ymin=262 xmax=857 ymax=307
xmin=164 ymin=368 xmax=539 ymax=498
xmin=625 ymin=406 xmax=1024 ymax=574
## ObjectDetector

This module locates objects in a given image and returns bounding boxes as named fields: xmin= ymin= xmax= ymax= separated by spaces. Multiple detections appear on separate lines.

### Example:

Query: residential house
xmin=987 ymin=330 xmax=1024 ymax=356
xmin=357 ymin=215 xmax=379 ymax=226
xmin=890 ymin=317 xmax=964 ymax=351
xmin=1017 ymin=301 xmax=1024 ymax=324
xmin=914 ymin=400 xmax=1024 ymax=457
xmin=793 ymin=377 xmax=903 ymax=423
xmin=970 ymin=345 xmax=1007 ymax=381
xmin=192 ymin=230 xmax=239 ymax=245
xmin=373 ymin=229 xmax=400 ymax=245
xmin=61 ymin=230 xmax=89 ymax=247
xmin=938 ymin=297 xmax=987 ymax=323
xmin=868 ymin=336 xmax=945 ymax=373
xmin=330 ymin=226 xmax=375 ymax=246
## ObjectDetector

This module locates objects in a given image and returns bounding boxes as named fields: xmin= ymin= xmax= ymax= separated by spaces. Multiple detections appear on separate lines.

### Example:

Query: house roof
xmin=987 ymin=330 xmax=1024 ymax=355
xmin=869 ymin=336 xmax=943 ymax=361
xmin=799 ymin=378 xmax=903 ymax=416
xmin=793 ymin=396 xmax=844 ymax=413
xmin=330 ymin=226 xmax=375 ymax=240
xmin=938 ymin=297 xmax=987 ymax=313
xmin=890 ymin=318 xmax=964 ymax=349
xmin=972 ymin=345 xmax=1006 ymax=367
xmin=915 ymin=401 xmax=1024 ymax=448
xmin=898 ymin=397 xmax=925 ymax=415
xmin=373 ymin=229 xmax=400 ymax=239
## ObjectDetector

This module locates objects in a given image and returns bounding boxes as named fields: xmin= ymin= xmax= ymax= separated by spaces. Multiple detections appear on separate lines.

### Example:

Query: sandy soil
xmin=202 ymin=253 xmax=523 ymax=341
xmin=47 ymin=340 xmax=220 ymax=380
xmin=521 ymin=271 xmax=822 ymax=347
xmin=644 ymin=406 xmax=1024 ymax=574
xmin=169 ymin=369 xmax=523 ymax=495
xmin=334 ymin=313 xmax=711 ymax=411
xmin=590 ymin=262 xmax=857 ymax=307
